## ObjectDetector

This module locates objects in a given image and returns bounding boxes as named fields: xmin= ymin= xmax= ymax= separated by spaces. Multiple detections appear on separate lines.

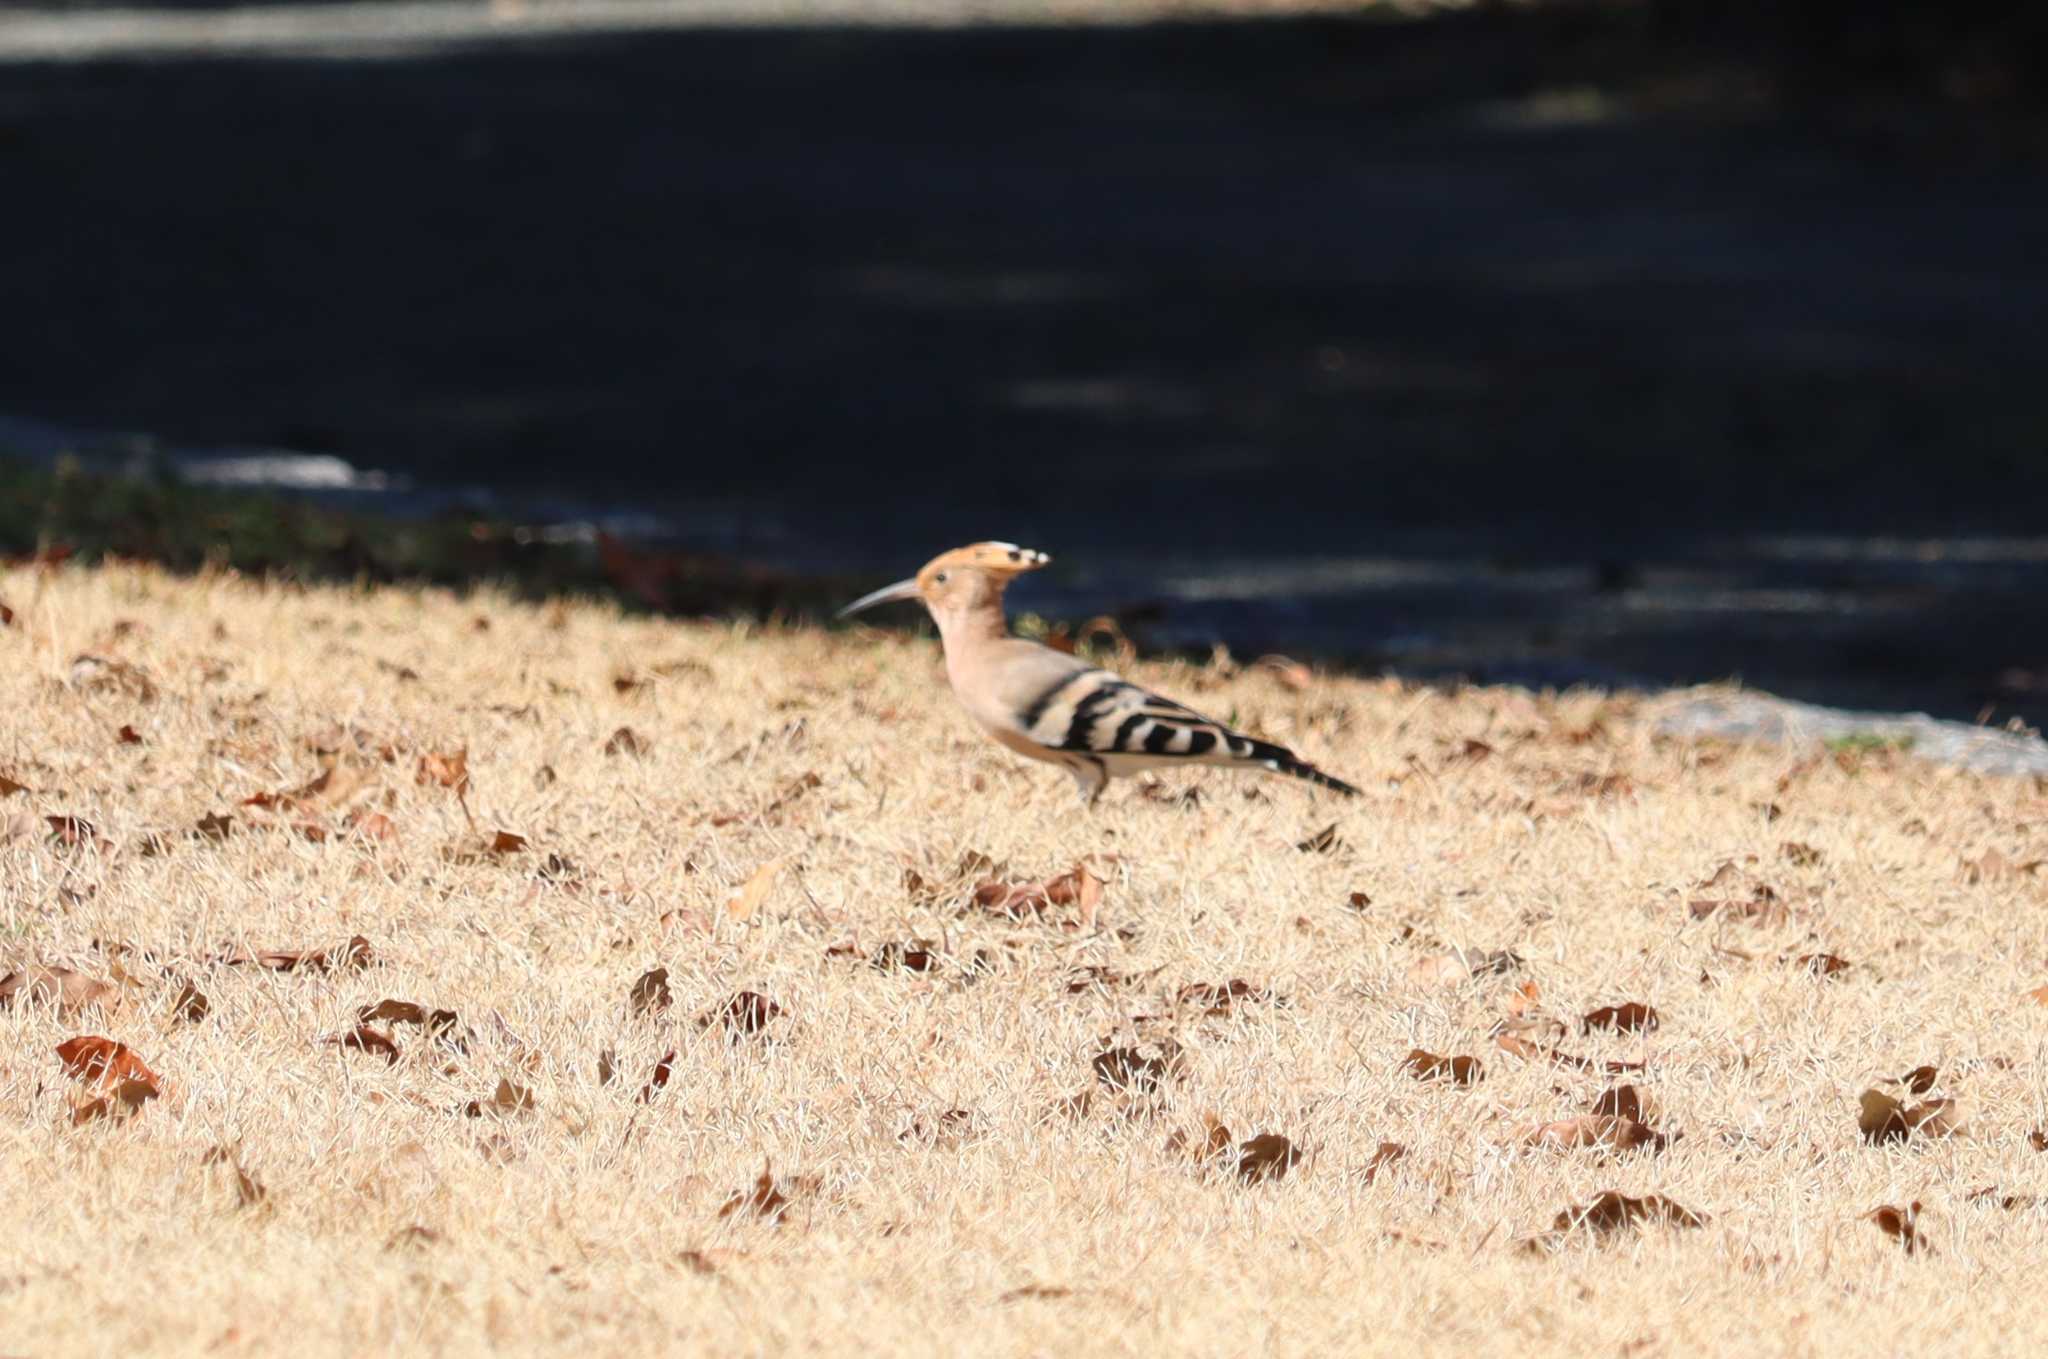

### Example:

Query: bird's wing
xmin=1011 ymin=664 xmax=1240 ymax=761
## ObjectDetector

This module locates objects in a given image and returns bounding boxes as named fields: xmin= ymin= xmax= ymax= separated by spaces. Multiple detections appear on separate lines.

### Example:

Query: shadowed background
xmin=3 ymin=0 xmax=2045 ymax=722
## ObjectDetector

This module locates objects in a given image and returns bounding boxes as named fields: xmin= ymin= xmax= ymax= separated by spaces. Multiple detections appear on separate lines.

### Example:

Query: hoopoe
xmin=839 ymin=542 xmax=1360 ymax=805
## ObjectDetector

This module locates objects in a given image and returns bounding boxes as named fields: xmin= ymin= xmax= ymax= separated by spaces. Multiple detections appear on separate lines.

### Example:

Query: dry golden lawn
xmin=4 ymin=562 xmax=2048 ymax=1357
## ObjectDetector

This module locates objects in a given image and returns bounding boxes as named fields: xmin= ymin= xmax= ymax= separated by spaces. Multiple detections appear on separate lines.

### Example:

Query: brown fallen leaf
xmin=971 ymin=862 xmax=1105 ymax=926
xmin=1967 ymin=1186 xmax=2042 ymax=1211
xmin=638 ymin=1050 xmax=677 ymax=1104
xmin=1686 ymin=896 xmax=1788 ymax=926
xmin=604 ymin=726 xmax=647 ymax=757
xmin=871 ymin=940 xmax=940 ymax=973
xmin=1174 ymin=979 xmax=1278 ymax=1015
xmin=329 ymin=1025 xmax=400 ymax=1064
xmin=1092 ymin=1044 xmax=1181 ymax=1095
xmin=0 ymin=773 xmax=28 ymax=797
xmin=416 ymin=750 xmax=470 ymax=793
xmin=1363 ymin=1141 xmax=1406 ymax=1183
xmin=1166 ymin=1113 xmax=1235 ymax=1164
xmin=699 ymin=991 xmax=782 ymax=1037
xmin=724 ymin=859 xmax=784 ymax=921
xmin=629 ymin=967 xmax=673 ymax=1015
xmin=45 ymin=815 xmax=107 ymax=852
xmin=1550 ymin=1190 xmax=1704 ymax=1238
xmin=718 ymin=1164 xmax=819 ymax=1224
xmin=1582 ymin=1002 xmax=1659 ymax=1035
xmin=1868 ymin=1201 xmax=1928 ymax=1254
xmin=1781 ymin=841 xmax=1825 ymax=868
xmin=358 ymin=1000 xmax=464 ymax=1044
xmin=165 ymin=978 xmax=209 ymax=1022
xmin=1591 ymin=1085 xmax=1646 ymax=1122
xmin=1524 ymin=1115 xmax=1666 ymax=1155
xmin=1797 ymin=953 xmax=1853 ymax=979
xmin=1408 ymin=948 xmax=1522 ymax=985
xmin=1346 ymin=890 xmax=1371 ymax=911
xmin=194 ymin=812 xmax=235 ymax=841
xmin=1900 ymin=1065 xmax=1939 ymax=1097
xmin=1403 ymin=1048 xmax=1483 ymax=1086
xmin=56 ymin=1035 xmax=161 ymax=1124
xmin=464 ymin=1077 xmax=535 ymax=1117
xmin=0 ymin=966 xmax=117 ymax=1017
xmin=1858 ymin=1089 xmax=1963 ymax=1145
xmin=117 ymin=724 xmax=144 ymax=746
xmin=220 ymin=936 xmax=374 ymax=973
xmin=1492 ymin=1031 xmax=1645 ymax=1076
xmin=2032 ymin=1129 xmax=2048 ymax=1153
xmin=1236 ymin=1132 xmax=1302 ymax=1184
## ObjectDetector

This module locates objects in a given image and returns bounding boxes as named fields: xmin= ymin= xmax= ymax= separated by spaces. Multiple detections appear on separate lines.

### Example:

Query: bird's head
xmin=837 ymin=541 xmax=1052 ymax=620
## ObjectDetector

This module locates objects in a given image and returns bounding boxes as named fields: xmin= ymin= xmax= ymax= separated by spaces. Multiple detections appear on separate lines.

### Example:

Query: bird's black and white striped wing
xmin=1019 ymin=671 xmax=1234 ymax=760
xmin=1012 ymin=668 xmax=1358 ymax=795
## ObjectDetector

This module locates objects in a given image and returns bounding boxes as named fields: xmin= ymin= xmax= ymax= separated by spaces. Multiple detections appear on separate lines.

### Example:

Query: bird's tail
xmin=1233 ymin=737 xmax=1361 ymax=796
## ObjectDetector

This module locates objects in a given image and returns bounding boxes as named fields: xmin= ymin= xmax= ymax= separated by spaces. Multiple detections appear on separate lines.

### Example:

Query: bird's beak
xmin=836 ymin=578 xmax=923 ymax=619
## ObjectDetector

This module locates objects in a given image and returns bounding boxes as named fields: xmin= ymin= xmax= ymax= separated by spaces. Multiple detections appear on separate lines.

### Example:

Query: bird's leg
xmin=1067 ymin=756 xmax=1107 ymax=807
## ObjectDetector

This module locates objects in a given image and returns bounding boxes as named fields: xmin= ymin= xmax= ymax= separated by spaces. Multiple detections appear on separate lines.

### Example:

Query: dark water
xmin=2 ymin=10 xmax=2045 ymax=723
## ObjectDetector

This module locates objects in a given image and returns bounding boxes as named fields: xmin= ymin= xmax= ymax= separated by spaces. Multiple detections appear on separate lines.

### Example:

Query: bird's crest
xmin=919 ymin=541 xmax=1052 ymax=582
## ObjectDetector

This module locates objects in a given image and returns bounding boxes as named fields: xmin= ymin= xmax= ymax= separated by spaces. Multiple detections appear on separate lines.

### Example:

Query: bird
xmin=838 ymin=542 xmax=1360 ymax=805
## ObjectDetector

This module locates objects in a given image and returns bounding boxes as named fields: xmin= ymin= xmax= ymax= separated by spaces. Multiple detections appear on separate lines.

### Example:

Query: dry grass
xmin=3 ymin=562 xmax=2047 ymax=1357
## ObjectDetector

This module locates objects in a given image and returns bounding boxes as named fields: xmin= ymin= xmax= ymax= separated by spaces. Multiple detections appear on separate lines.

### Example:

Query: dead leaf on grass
xmin=1967 ymin=1187 xmax=2041 ymax=1211
xmin=1858 ymin=1089 xmax=1963 ymax=1145
xmin=1796 ymin=952 xmax=1853 ymax=979
xmin=638 ymin=1050 xmax=676 ymax=1103
xmin=1591 ymin=1085 xmax=1646 ymax=1122
xmin=699 ymin=991 xmax=782 ymax=1037
xmin=1403 ymin=1048 xmax=1483 ymax=1086
xmin=1548 ymin=1191 xmax=1705 ymax=1240
xmin=871 ymin=940 xmax=940 ymax=974
xmin=220 ymin=935 xmax=374 ymax=973
xmin=329 ymin=1025 xmax=400 ymax=1064
xmin=1780 ymin=841 xmax=1825 ymax=868
xmin=1868 ymin=1201 xmax=1928 ymax=1254
xmin=416 ymin=750 xmax=470 ymax=793
xmin=724 ymin=859 xmax=784 ymax=922
xmin=1363 ymin=1141 xmax=1406 ymax=1183
xmin=45 ymin=815 xmax=108 ymax=852
xmin=629 ymin=967 xmax=673 ymax=1015
xmin=194 ymin=812 xmax=234 ymax=841
xmin=0 ymin=773 xmax=28 ymax=797
xmin=719 ymin=1164 xmax=819 ymax=1224
xmin=0 ymin=966 xmax=116 ymax=1016
xmin=1582 ymin=1002 xmax=1659 ymax=1035
xmin=1899 ymin=1065 xmax=1939 ymax=1096
xmin=56 ymin=1035 xmax=161 ymax=1124
xmin=464 ymin=1077 xmax=535 ymax=1117
xmin=1408 ymin=948 xmax=1521 ymax=985
xmin=1175 ymin=979 xmax=1279 ymax=1015
xmin=1093 ymin=1043 xmax=1182 ymax=1096
xmin=1523 ymin=1115 xmax=1666 ymax=1155
xmin=1236 ymin=1132 xmax=1302 ymax=1184
xmin=970 ymin=862 xmax=1102 ymax=927
xmin=116 ymin=724 xmax=144 ymax=746
xmin=604 ymin=727 xmax=647 ymax=757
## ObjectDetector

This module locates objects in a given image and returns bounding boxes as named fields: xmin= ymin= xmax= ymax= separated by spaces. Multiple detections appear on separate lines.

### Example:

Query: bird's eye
xmin=935 ymin=572 xmax=949 ymax=584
